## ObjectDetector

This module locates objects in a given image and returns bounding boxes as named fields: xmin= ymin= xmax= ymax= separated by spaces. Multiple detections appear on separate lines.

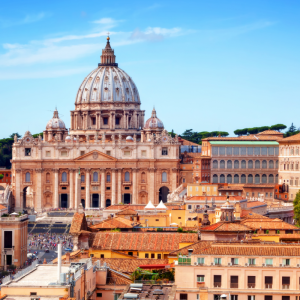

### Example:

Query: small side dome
xmin=144 ymin=108 xmax=164 ymax=130
xmin=126 ymin=136 xmax=134 ymax=142
xmin=46 ymin=109 xmax=66 ymax=130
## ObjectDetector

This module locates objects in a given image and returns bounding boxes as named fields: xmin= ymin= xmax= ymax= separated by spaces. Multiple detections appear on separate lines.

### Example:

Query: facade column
xmin=15 ymin=169 xmax=22 ymax=211
xmin=35 ymin=168 xmax=43 ymax=212
xmin=100 ymin=168 xmax=106 ymax=208
xmin=172 ymin=168 xmax=177 ymax=192
xmin=53 ymin=168 xmax=59 ymax=208
xmin=97 ymin=112 xmax=100 ymax=129
xmin=112 ymin=168 xmax=116 ymax=205
xmin=149 ymin=168 xmax=156 ymax=203
xmin=69 ymin=169 xmax=74 ymax=209
xmin=132 ymin=168 xmax=138 ymax=204
xmin=85 ymin=168 xmax=90 ymax=208
xmin=70 ymin=113 xmax=73 ymax=130
xmin=117 ymin=168 xmax=122 ymax=204
xmin=126 ymin=113 xmax=129 ymax=129
xmin=75 ymin=168 xmax=79 ymax=209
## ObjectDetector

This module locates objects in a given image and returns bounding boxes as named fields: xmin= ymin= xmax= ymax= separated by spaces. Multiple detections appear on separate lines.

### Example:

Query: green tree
xmin=32 ymin=132 xmax=44 ymax=138
xmin=9 ymin=133 xmax=21 ymax=138
xmin=288 ymin=123 xmax=297 ymax=133
xmin=293 ymin=190 xmax=300 ymax=226
xmin=270 ymin=124 xmax=287 ymax=132
xmin=219 ymin=131 xmax=229 ymax=137
xmin=247 ymin=127 xmax=259 ymax=134
xmin=168 ymin=129 xmax=176 ymax=138
xmin=234 ymin=128 xmax=248 ymax=136
xmin=0 ymin=174 xmax=3 ymax=180
xmin=257 ymin=126 xmax=270 ymax=132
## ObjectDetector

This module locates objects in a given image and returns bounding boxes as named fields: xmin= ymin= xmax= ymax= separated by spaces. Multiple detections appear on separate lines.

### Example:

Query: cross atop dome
xmin=99 ymin=36 xmax=118 ymax=67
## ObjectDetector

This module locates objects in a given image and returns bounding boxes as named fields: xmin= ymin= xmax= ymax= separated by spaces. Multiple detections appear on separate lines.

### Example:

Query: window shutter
xmin=231 ymin=276 xmax=238 ymax=283
xmin=248 ymin=276 xmax=255 ymax=284
xmin=282 ymin=277 xmax=290 ymax=285
xmin=265 ymin=276 xmax=273 ymax=284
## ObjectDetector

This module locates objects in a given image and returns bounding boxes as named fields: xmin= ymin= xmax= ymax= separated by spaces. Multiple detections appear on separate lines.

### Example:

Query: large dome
xmin=75 ymin=66 xmax=140 ymax=103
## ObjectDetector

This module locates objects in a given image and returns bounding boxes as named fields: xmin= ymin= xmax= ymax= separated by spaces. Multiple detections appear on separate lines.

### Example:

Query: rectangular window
xmin=213 ymin=275 xmax=221 ymax=288
xmin=157 ymin=254 xmax=161 ymax=259
xmin=81 ymin=175 xmax=85 ymax=182
xmin=230 ymin=276 xmax=238 ymax=288
xmin=61 ymin=151 xmax=68 ymax=157
xmin=268 ymin=147 xmax=274 ymax=155
xmin=233 ymin=147 xmax=239 ymax=155
xmin=92 ymin=117 xmax=96 ymax=125
xmin=46 ymin=151 xmax=51 ymax=157
xmin=197 ymin=275 xmax=205 ymax=282
xmin=241 ymin=147 xmax=246 ymax=155
xmin=100 ymin=254 xmax=104 ymax=258
xmin=226 ymin=147 xmax=232 ymax=155
xmin=275 ymin=147 xmax=279 ymax=155
xmin=248 ymin=297 xmax=255 ymax=300
xmin=145 ymin=253 xmax=149 ymax=258
xmin=248 ymin=258 xmax=256 ymax=265
xmin=25 ymin=148 xmax=31 ymax=156
xmin=231 ymin=296 xmax=238 ymax=300
xmin=265 ymin=297 xmax=272 ymax=300
xmin=247 ymin=147 xmax=253 ymax=155
xmin=212 ymin=147 xmax=218 ymax=155
xmin=188 ymin=205 xmax=192 ymax=210
xmin=282 ymin=297 xmax=290 ymax=300
xmin=219 ymin=147 xmax=225 ymax=155
xmin=30 ymin=292 xmax=37 ymax=296
xmin=180 ymin=294 xmax=187 ymax=300
xmin=265 ymin=276 xmax=273 ymax=289
xmin=261 ymin=147 xmax=267 ymax=155
xmin=265 ymin=258 xmax=273 ymax=265
xmin=248 ymin=276 xmax=256 ymax=288
xmin=103 ymin=117 xmax=108 ymax=125
xmin=124 ymin=151 xmax=131 ymax=156
xmin=4 ymin=231 xmax=12 ymax=248
xmin=80 ymin=151 xmax=85 ymax=156
xmin=283 ymin=259 xmax=290 ymax=266
xmin=162 ymin=147 xmax=168 ymax=155
xmin=141 ymin=150 xmax=147 ymax=157
xmin=115 ymin=117 xmax=120 ymax=125
xmin=254 ymin=147 xmax=260 ymax=155
xmin=195 ymin=187 xmax=199 ymax=191
xmin=214 ymin=258 xmax=222 ymax=265
xmin=282 ymin=277 xmax=290 ymax=289
xmin=202 ymin=187 xmax=205 ymax=191
xmin=97 ymin=293 xmax=103 ymax=297
xmin=197 ymin=257 xmax=205 ymax=264
xmin=106 ymin=151 xmax=111 ymax=156
xmin=231 ymin=258 xmax=239 ymax=265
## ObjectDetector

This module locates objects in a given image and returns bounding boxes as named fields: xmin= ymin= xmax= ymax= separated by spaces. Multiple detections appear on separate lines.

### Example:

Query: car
xmin=34 ymin=251 xmax=38 ymax=254
xmin=45 ymin=249 xmax=49 ymax=253
xmin=65 ymin=248 xmax=72 ymax=252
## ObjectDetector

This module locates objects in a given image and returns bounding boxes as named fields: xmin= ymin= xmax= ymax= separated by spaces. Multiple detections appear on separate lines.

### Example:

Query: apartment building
xmin=171 ymin=240 xmax=300 ymax=300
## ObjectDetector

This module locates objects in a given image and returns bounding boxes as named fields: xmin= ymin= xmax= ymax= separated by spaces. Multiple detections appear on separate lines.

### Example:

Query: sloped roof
xmin=105 ymin=204 xmax=181 ymax=210
xmin=257 ymin=130 xmax=284 ymax=136
xmin=246 ymin=201 xmax=267 ymax=208
xmin=178 ymin=137 xmax=200 ymax=146
xmin=156 ymin=201 xmax=167 ymax=210
xmin=242 ymin=212 xmax=269 ymax=219
xmin=200 ymin=222 xmax=252 ymax=232
xmin=116 ymin=208 xmax=138 ymax=216
xmin=70 ymin=213 xmax=88 ymax=234
xmin=187 ymin=196 xmax=244 ymax=201
xmin=241 ymin=218 xmax=298 ymax=230
xmin=106 ymin=269 xmax=132 ymax=285
xmin=280 ymin=132 xmax=300 ymax=142
xmin=89 ymin=217 xmax=140 ymax=229
xmin=145 ymin=201 xmax=156 ymax=210
xmin=90 ymin=232 xmax=198 ymax=251
xmin=170 ymin=240 xmax=300 ymax=256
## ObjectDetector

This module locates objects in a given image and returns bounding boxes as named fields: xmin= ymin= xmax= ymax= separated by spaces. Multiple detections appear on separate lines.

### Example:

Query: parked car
xmin=65 ymin=248 xmax=72 ymax=252
xmin=45 ymin=249 xmax=49 ymax=253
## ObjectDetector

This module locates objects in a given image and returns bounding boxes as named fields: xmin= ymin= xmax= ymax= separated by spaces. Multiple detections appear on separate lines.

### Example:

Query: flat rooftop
xmin=8 ymin=265 xmax=69 ymax=287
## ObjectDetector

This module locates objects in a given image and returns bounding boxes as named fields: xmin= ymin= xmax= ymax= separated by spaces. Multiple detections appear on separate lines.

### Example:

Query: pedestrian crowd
xmin=28 ymin=233 xmax=73 ymax=251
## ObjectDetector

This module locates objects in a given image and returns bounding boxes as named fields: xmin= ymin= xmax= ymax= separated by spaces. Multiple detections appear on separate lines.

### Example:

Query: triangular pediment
xmin=75 ymin=150 xmax=117 ymax=161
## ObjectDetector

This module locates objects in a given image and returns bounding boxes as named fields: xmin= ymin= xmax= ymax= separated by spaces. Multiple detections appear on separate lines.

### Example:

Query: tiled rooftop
xmin=246 ymin=201 xmax=267 ymax=208
xmin=69 ymin=212 xmax=87 ymax=234
xmin=187 ymin=196 xmax=244 ymax=201
xmin=105 ymin=204 xmax=181 ymax=210
xmin=89 ymin=217 xmax=140 ymax=229
xmin=200 ymin=221 xmax=252 ymax=232
xmin=90 ymin=232 xmax=198 ymax=251
xmin=116 ymin=208 xmax=138 ymax=216
xmin=280 ymin=132 xmax=300 ymax=142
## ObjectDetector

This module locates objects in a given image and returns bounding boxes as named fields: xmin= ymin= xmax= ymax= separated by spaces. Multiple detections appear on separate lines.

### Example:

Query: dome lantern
xmin=98 ymin=35 xmax=118 ymax=67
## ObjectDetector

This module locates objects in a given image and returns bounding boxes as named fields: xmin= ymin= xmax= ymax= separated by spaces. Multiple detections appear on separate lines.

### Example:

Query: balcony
xmin=230 ymin=283 xmax=238 ymax=288
xmin=91 ymin=181 xmax=100 ymax=186
xmin=265 ymin=284 xmax=272 ymax=289
xmin=248 ymin=283 xmax=255 ymax=288
xmin=214 ymin=282 xmax=221 ymax=288
xmin=23 ymin=181 xmax=32 ymax=185
xmin=60 ymin=181 xmax=69 ymax=186
xmin=197 ymin=282 xmax=206 ymax=289
xmin=123 ymin=181 xmax=132 ymax=186
xmin=282 ymin=284 xmax=290 ymax=289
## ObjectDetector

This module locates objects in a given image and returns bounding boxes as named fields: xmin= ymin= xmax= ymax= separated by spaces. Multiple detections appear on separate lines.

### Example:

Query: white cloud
xmin=0 ymin=12 xmax=47 ymax=27
xmin=130 ymin=27 xmax=182 ymax=41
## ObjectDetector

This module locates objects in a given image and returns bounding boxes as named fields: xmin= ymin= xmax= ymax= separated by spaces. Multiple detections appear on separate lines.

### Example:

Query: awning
xmin=139 ymin=264 xmax=171 ymax=269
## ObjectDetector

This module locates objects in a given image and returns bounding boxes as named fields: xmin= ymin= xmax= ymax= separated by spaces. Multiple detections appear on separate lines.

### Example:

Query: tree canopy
xmin=180 ymin=129 xmax=229 ymax=144
xmin=293 ymin=190 xmax=300 ymax=226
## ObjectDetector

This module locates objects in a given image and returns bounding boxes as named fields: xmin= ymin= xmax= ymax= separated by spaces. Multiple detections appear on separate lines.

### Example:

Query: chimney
xmin=58 ymin=244 xmax=62 ymax=282
xmin=66 ymin=252 xmax=70 ymax=263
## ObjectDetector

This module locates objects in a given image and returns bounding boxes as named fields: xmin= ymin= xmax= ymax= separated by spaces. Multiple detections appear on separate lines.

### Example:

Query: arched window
xmin=220 ymin=160 xmax=225 ymax=169
xmin=25 ymin=172 xmax=31 ymax=182
xmin=234 ymin=160 xmax=239 ymax=169
xmin=46 ymin=173 xmax=50 ymax=183
xmin=162 ymin=172 xmax=167 ymax=182
xmin=255 ymin=160 xmax=260 ymax=169
xmin=93 ymin=172 xmax=98 ymax=182
xmin=227 ymin=160 xmax=232 ymax=169
xmin=262 ymin=174 xmax=267 ymax=183
xmin=62 ymin=172 xmax=67 ymax=182
xmin=291 ymin=163 xmax=294 ymax=170
xmin=255 ymin=174 xmax=260 ymax=184
xmin=106 ymin=173 xmax=111 ymax=183
xmin=276 ymin=160 xmax=278 ymax=169
xmin=125 ymin=171 xmax=130 ymax=182
xmin=296 ymin=149 xmax=299 ymax=155
xmin=262 ymin=160 xmax=267 ymax=169
xmin=241 ymin=174 xmax=246 ymax=183
xmin=227 ymin=174 xmax=232 ymax=183
xmin=141 ymin=172 xmax=146 ymax=183
xmin=269 ymin=174 xmax=274 ymax=183
xmin=213 ymin=160 xmax=218 ymax=169
xmin=220 ymin=174 xmax=225 ymax=183
xmin=248 ymin=160 xmax=253 ymax=169
xmin=234 ymin=174 xmax=239 ymax=183
xmin=213 ymin=174 xmax=218 ymax=183
xmin=275 ymin=174 xmax=279 ymax=183
xmin=248 ymin=174 xmax=253 ymax=184
xmin=291 ymin=148 xmax=294 ymax=155
xmin=269 ymin=160 xmax=274 ymax=169
xmin=296 ymin=163 xmax=299 ymax=170
xmin=81 ymin=174 xmax=85 ymax=183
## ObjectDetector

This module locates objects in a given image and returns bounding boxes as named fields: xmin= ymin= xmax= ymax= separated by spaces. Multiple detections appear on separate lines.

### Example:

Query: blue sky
xmin=0 ymin=0 xmax=300 ymax=138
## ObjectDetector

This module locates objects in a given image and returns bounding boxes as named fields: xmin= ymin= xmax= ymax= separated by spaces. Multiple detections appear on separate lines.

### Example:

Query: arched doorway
xmin=159 ymin=186 xmax=169 ymax=203
xmin=81 ymin=199 xmax=85 ymax=208
xmin=106 ymin=199 xmax=111 ymax=207
xmin=23 ymin=187 xmax=28 ymax=209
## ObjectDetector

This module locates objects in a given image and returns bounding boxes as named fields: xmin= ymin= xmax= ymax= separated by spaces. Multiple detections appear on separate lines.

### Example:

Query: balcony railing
xmin=123 ymin=181 xmax=132 ymax=185
xmin=230 ymin=283 xmax=238 ymax=288
xmin=265 ymin=284 xmax=272 ymax=289
xmin=59 ymin=181 xmax=69 ymax=185
xmin=248 ymin=283 xmax=255 ymax=288
xmin=282 ymin=284 xmax=290 ymax=289
xmin=214 ymin=282 xmax=221 ymax=288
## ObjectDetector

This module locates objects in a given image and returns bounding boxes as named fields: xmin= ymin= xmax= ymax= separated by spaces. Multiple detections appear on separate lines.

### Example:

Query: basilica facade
xmin=11 ymin=37 xmax=181 ymax=212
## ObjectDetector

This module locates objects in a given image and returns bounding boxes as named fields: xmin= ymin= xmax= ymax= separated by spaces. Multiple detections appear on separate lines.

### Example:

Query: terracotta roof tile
xmin=200 ymin=222 xmax=252 ymax=232
xmin=106 ymin=269 xmax=132 ymax=285
xmin=257 ymin=130 xmax=284 ymax=135
xmin=116 ymin=208 xmax=138 ymax=216
xmin=70 ymin=213 xmax=88 ymax=234
xmin=105 ymin=204 xmax=181 ymax=210
xmin=90 ymin=232 xmax=198 ymax=251
xmin=178 ymin=137 xmax=200 ymax=146
xmin=89 ymin=217 xmax=140 ymax=229
xmin=242 ymin=212 xmax=269 ymax=219
xmin=203 ymin=135 xmax=281 ymax=141
xmin=241 ymin=218 xmax=298 ymax=230
xmin=279 ymin=132 xmax=300 ymax=142
xmin=187 ymin=196 xmax=244 ymax=201
xmin=0 ymin=204 xmax=7 ymax=210
xmin=246 ymin=201 xmax=267 ymax=208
